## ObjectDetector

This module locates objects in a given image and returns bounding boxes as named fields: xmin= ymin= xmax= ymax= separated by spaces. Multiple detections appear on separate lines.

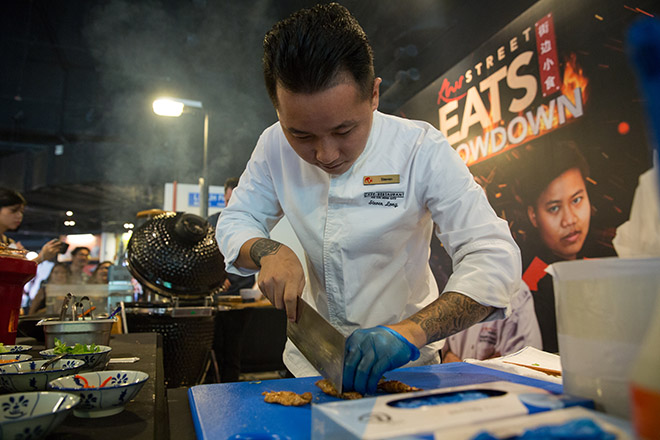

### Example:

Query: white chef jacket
xmin=216 ymin=110 xmax=521 ymax=376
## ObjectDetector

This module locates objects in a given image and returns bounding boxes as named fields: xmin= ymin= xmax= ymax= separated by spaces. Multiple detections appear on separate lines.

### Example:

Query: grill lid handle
xmin=173 ymin=213 xmax=207 ymax=245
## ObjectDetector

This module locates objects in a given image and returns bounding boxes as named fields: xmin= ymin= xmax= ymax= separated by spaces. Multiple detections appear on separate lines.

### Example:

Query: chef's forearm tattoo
xmin=409 ymin=291 xmax=493 ymax=345
xmin=249 ymin=238 xmax=283 ymax=268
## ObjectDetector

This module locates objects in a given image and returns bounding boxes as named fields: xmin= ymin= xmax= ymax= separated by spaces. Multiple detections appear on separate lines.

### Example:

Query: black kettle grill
xmin=124 ymin=212 xmax=227 ymax=387
xmin=126 ymin=211 xmax=226 ymax=301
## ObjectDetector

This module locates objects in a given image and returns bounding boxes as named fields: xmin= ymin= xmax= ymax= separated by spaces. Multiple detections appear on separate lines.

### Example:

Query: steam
xmin=81 ymin=0 xmax=276 ymax=188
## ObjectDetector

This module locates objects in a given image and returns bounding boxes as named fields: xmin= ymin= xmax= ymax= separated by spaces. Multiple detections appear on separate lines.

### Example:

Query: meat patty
xmin=262 ymin=390 xmax=313 ymax=406
xmin=315 ymin=379 xmax=363 ymax=399
xmin=377 ymin=379 xmax=422 ymax=393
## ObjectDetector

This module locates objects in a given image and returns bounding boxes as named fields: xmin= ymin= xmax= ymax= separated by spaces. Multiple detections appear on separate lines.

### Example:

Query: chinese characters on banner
xmin=535 ymin=13 xmax=561 ymax=97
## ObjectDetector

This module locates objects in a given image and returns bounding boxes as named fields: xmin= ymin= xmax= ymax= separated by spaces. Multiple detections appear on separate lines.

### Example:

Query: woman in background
xmin=28 ymin=262 xmax=71 ymax=315
xmin=90 ymin=261 xmax=113 ymax=284
xmin=0 ymin=187 xmax=61 ymax=262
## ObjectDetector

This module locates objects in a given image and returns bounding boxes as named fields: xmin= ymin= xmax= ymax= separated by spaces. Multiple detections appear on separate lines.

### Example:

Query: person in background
xmin=216 ymin=3 xmax=521 ymax=394
xmin=28 ymin=262 xmax=71 ymax=315
xmin=0 ymin=187 xmax=61 ymax=263
xmin=218 ymin=177 xmax=257 ymax=295
xmin=518 ymin=141 xmax=613 ymax=353
xmin=69 ymin=246 xmax=91 ymax=284
xmin=90 ymin=261 xmax=113 ymax=284
xmin=441 ymin=283 xmax=542 ymax=362
xmin=208 ymin=176 xmax=257 ymax=382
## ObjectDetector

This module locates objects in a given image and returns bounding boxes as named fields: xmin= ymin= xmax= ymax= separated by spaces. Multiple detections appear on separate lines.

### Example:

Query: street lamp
xmin=152 ymin=97 xmax=210 ymax=218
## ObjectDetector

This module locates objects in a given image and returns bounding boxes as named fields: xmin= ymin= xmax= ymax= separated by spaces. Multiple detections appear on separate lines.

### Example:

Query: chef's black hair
xmin=518 ymin=141 xmax=590 ymax=208
xmin=0 ymin=187 xmax=27 ymax=208
xmin=262 ymin=2 xmax=375 ymax=108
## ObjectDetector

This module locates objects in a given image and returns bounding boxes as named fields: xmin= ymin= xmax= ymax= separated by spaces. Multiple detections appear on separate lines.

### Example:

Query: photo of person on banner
xmin=517 ymin=140 xmax=615 ymax=353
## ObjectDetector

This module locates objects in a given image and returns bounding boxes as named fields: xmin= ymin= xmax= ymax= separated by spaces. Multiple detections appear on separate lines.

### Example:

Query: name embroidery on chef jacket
xmin=364 ymin=191 xmax=404 ymax=208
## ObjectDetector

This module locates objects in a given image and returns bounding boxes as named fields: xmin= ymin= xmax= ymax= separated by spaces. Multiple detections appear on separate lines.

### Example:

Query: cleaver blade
xmin=287 ymin=296 xmax=346 ymax=393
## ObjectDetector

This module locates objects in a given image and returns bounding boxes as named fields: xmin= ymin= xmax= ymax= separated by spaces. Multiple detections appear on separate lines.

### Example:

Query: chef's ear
xmin=527 ymin=205 xmax=538 ymax=228
xmin=371 ymin=77 xmax=382 ymax=111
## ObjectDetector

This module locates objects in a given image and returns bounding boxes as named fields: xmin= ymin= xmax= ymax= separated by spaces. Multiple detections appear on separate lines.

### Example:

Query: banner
xmin=399 ymin=0 xmax=658 ymax=352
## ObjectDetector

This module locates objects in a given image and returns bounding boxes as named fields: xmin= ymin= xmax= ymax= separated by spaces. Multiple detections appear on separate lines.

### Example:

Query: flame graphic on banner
xmin=561 ymin=53 xmax=589 ymax=108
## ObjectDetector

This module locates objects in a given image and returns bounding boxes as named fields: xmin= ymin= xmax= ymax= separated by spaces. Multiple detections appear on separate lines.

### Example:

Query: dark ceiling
xmin=1 ymin=0 xmax=538 ymax=243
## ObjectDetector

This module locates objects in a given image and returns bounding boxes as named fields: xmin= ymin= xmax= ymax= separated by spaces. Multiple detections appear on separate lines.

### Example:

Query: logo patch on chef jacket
xmin=364 ymin=191 xmax=404 ymax=208
xmin=363 ymin=174 xmax=400 ymax=185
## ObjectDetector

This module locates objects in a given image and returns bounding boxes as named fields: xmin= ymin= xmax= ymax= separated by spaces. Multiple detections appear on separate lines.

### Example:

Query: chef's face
xmin=528 ymin=168 xmax=591 ymax=260
xmin=276 ymin=76 xmax=381 ymax=175
xmin=0 ymin=204 xmax=24 ymax=233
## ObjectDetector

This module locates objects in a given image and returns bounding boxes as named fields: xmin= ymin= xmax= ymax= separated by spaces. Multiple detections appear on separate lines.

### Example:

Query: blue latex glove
xmin=343 ymin=325 xmax=420 ymax=395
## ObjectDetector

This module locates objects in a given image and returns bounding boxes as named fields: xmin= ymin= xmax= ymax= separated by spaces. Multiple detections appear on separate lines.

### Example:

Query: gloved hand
xmin=343 ymin=325 xmax=420 ymax=395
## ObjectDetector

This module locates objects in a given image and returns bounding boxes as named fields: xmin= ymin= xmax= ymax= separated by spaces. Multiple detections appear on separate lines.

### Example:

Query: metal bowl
xmin=36 ymin=318 xmax=116 ymax=349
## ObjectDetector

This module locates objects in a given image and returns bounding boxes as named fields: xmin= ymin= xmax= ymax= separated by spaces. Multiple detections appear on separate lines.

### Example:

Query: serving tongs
xmin=59 ymin=293 xmax=73 ymax=321
xmin=59 ymin=293 xmax=96 ymax=321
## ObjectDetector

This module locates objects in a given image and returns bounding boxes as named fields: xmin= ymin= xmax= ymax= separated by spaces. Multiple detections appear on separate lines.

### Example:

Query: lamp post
xmin=152 ymin=97 xmax=210 ymax=218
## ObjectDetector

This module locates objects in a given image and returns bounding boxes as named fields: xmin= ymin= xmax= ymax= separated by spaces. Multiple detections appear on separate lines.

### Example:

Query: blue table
xmin=188 ymin=362 xmax=562 ymax=440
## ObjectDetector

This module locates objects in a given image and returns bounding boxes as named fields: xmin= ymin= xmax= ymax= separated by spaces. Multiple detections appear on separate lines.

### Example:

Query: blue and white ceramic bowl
xmin=0 ymin=355 xmax=32 ymax=366
xmin=0 ymin=391 xmax=79 ymax=440
xmin=0 ymin=345 xmax=32 ymax=354
xmin=39 ymin=345 xmax=112 ymax=372
xmin=0 ymin=359 xmax=85 ymax=393
xmin=48 ymin=370 xmax=149 ymax=418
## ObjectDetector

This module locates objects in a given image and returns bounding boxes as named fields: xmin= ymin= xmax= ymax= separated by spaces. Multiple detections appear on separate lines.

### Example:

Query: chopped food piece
xmin=377 ymin=380 xmax=423 ymax=393
xmin=262 ymin=390 xmax=313 ymax=406
xmin=315 ymin=379 xmax=363 ymax=400
xmin=315 ymin=378 xmax=422 ymax=398
xmin=0 ymin=343 xmax=7 ymax=353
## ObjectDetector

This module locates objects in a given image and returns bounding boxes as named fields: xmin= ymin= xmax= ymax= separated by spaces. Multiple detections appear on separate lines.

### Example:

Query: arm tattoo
xmin=249 ymin=238 xmax=282 ymax=268
xmin=409 ymin=291 xmax=494 ymax=345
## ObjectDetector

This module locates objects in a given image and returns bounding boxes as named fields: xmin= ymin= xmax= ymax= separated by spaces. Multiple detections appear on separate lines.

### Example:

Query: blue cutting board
xmin=188 ymin=362 xmax=562 ymax=440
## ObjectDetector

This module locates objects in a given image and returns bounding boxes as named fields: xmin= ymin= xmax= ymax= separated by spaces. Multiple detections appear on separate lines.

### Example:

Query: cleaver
xmin=287 ymin=296 xmax=346 ymax=393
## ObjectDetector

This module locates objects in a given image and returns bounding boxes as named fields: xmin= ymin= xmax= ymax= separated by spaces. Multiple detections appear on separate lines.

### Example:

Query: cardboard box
xmin=311 ymin=381 xmax=592 ymax=440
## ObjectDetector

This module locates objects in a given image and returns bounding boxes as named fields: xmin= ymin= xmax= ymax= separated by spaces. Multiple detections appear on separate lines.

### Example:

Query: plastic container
xmin=45 ymin=284 xmax=111 ymax=315
xmin=546 ymin=257 xmax=660 ymax=418
xmin=0 ymin=253 xmax=37 ymax=344
xmin=630 ymin=287 xmax=660 ymax=439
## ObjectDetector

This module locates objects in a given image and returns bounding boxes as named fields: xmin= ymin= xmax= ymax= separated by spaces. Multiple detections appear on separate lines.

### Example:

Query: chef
xmin=216 ymin=2 xmax=521 ymax=395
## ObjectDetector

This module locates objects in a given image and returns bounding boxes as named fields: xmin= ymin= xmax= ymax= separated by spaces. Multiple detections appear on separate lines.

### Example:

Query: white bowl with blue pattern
xmin=0 ymin=391 xmax=79 ymax=439
xmin=0 ymin=355 xmax=32 ymax=366
xmin=0 ymin=345 xmax=32 ymax=354
xmin=39 ymin=345 xmax=112 ymax=372
xmin=0 ymin=359 xmax=85 ymax=393
xmin=48 ymin=370 xmax=149 ymax=418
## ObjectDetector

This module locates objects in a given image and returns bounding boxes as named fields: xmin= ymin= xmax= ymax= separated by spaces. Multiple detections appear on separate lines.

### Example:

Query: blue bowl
xmin=0 ymin=355 xmax=32 ymax=366
xmin=49 ymin=370 xmax=149 ymax=418
xmin=0 ymin=345 xmax=32 ymax=354
xmin=0 ymin=391 xmax=79 ymax=439
xmin=39 ymin=345 xmax=112 ymax=372
xmin=0 ymin=359 xmax=85 ymax=392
